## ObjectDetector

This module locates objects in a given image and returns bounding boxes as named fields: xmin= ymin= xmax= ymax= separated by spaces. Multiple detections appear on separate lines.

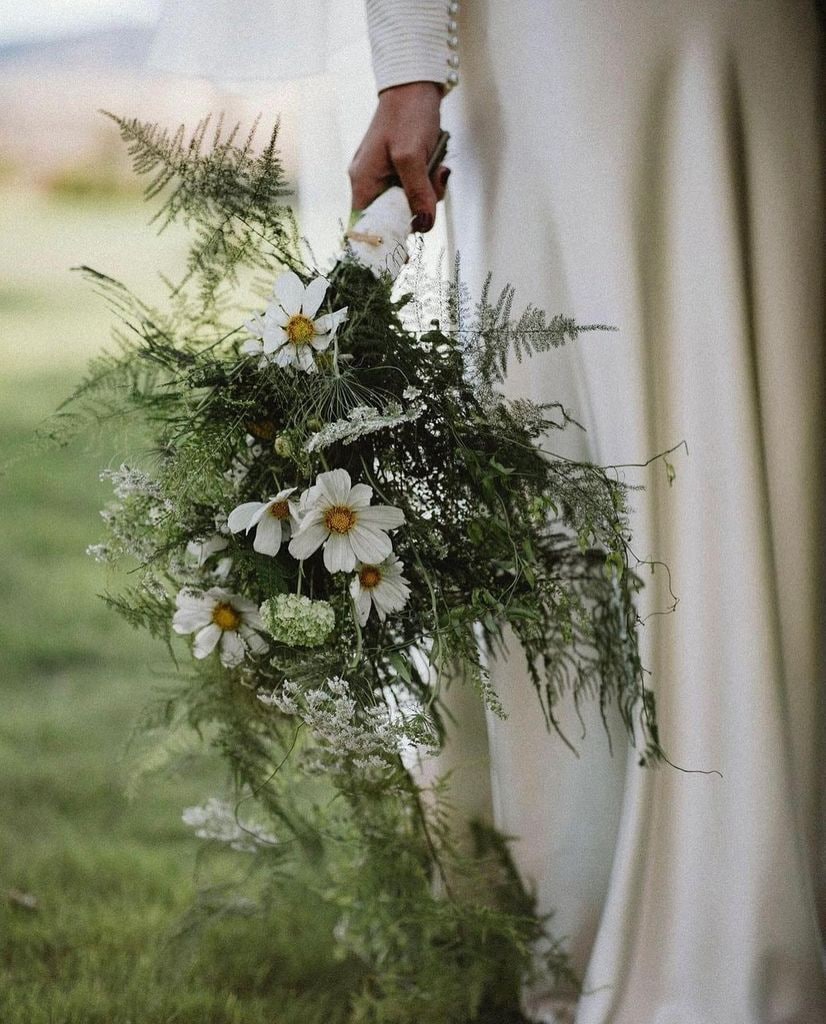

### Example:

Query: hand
xmin=349 ymin=81 xmax=450 ymax=233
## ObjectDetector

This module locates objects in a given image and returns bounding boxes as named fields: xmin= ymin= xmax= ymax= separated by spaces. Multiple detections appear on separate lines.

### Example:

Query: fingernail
xmin=439 ymin=167 xmax=451 ymax=187
xmin=412 ymin=212 xmax=434 ymax=233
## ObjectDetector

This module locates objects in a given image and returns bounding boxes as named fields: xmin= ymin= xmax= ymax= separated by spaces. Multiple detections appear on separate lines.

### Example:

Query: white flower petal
xmin=288 ymin=520 xmax=329 ymax=560
xmin=244 ymin=314 xmax=265 ymax=339
xmin=241 ymin=338 xmax=263 ymax=355
xmin=172 ymin=608 xmax=213 ymax=634
xmin=355 ymin=587 xmax=372 ymax=626
xmin=262 ymin=326 xmax=288 ymax=354
xmin=309 ymin=332 xmax=332 ymax=351
xmin=349 ymin=524 xmax=392 ymax=565
xmin=265 ymin=305 xmax=290 ymax=329
xmin=274 ymin=345 xmax=295 ymax=367
xmin=377 ymin=577 xmax=410 ymax=604
xmin=316 ymin=469 xmax=352 ymax=506
xmin=357 ymin=505 xmax=405 ymax=531
xmin=243 ymin=606 xmax=264 ymax=630
xmin=228 ymin=502 xmax=265 ymax=534
xmin=213 ymin=557 xmax=233 ymax=580
xmin=175 ymin=590 xmax=212 ymax=610
xmin=272 ymin=270 xmax=304 ymax=313
xmin=219 ymin=629 xmax=246 ymax=668
xmin=323 ymin=532 xmax=356 ymax=573
xmin=247 ymin=500 xmax=275 ymax=530
xmin=226 ymin=595 xmax=258 ymax=616
xmin=295 ymin=506 xmax=325 ymax=530
xmin=296 ymin=345 xmax=316 ymax=373
xmin=187 ymin=536 xmax=229 ymax=564
xmin=301 ymin=275 xmax=329 ymax=319
xmin=193 ymin=622 xmax=222 ymax=658
xmin=253 ymin=514 xmax=283 ymax=556
xmin=313 ymin=307 xmax=347 ymax=334
xmin=347 ymin=483 xmax=373 ymax=509
xmin=373 ymin=580 xmax=409 ymax=614
xmin=240 ymin=625 xmax=269 ymax=655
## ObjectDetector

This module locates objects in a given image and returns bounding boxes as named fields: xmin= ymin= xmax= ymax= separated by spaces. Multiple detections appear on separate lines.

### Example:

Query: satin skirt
xmin=150 ymin=1 xmax=826 ymax=1019
xmin=438 ymin=2 xmax=826 ymax=1021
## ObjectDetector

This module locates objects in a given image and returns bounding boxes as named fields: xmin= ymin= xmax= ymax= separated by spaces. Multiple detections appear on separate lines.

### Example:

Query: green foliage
xmin=57 ymin=116 xmax=665 ymax=1021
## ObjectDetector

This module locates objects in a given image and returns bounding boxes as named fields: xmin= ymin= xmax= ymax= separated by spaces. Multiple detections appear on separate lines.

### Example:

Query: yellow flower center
xmin=325 ymin=505 xmax=356 ymax=535
xmin=269 ymin=500 xmax=290 ymax=520
xmin=286 ymin=314 xmax=315 ymax=347
xmin=359 ymin=565 xmax=382 ymax=590
xmin=212 ymin=602 xmax=241 ymax=632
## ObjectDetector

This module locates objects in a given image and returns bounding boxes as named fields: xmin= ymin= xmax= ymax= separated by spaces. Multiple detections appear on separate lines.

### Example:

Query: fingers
xmin=348 ymin=156 xmax=388 ymax=213
xmin=392 ymin=144 xmax=437 ymax=233
xmin=350 ymin=160 xmax=452 ymax=231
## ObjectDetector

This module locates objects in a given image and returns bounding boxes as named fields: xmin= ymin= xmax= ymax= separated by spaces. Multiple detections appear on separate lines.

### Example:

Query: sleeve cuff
xmin=365 ymin=1 xmax=458 ymax=93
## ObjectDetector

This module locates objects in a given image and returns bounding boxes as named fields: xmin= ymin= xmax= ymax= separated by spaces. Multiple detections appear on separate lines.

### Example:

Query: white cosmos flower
xmin=288 ymin=468 xmax=404 ymax=574
xmin=172 ymin=587 xmax=268 ymax=668
xmin=242 ymin=270 xmax=348 ymax=374
xmin=350 ymin=554 xmax=411 ymax=626
xmin=227 ymin=487 xmax=297 ymax=556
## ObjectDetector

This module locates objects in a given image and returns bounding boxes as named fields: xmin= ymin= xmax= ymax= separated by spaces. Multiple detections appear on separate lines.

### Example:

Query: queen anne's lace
xmin=182 ymin=797 xmax=277 ymax=852
xmin=305 ymin=400 xmax=425 ymax=453
xmin=257 ymin=678 xmax=433 ymax=778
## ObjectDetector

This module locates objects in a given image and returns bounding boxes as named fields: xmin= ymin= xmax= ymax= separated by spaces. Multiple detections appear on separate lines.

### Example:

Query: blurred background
xmin=0 ymin=3 xmax=372 ymax=1020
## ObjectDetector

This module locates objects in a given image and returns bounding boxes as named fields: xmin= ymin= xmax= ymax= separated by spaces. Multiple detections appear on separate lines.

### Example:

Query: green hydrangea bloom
xmin=260 ymin=594 xmax=335 ymax=648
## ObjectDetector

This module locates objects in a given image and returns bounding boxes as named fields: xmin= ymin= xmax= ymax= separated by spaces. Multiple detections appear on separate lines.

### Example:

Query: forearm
xmin=365 ymin=0 xmax=460 ymax=93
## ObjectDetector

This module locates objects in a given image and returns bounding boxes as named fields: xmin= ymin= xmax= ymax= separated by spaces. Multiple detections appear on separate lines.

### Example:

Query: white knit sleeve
xmin=364 ymin=0 xmax=460 ymax=93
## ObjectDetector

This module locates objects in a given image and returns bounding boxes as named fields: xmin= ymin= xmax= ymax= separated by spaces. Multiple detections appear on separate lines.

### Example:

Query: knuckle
xmin=391 ymin=145 xmax=420 ymax=169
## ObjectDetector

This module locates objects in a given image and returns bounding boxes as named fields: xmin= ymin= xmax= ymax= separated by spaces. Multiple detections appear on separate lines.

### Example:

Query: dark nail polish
xmin=412 ymin=212 xmax=434 ymax=233
xmin=440 ymin=167 xmax=451 ymax=186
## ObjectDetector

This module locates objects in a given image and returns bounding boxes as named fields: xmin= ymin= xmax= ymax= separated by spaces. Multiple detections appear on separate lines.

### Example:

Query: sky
xmin=0 ymin=1 xmax=160 ymax=44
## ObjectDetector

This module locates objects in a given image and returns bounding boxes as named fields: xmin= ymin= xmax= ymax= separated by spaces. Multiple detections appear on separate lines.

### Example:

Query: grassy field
xmin=0 ymin=189 xmax=351 ymax=1023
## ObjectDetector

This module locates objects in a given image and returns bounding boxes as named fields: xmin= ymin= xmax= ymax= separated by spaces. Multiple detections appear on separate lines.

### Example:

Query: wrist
xmin=378 ymin=81 xmax=444 ymax=105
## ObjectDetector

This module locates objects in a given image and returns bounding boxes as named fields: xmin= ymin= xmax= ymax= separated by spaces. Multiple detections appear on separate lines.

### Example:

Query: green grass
xmin=0 ymin=190 xmax=355 ymax=1023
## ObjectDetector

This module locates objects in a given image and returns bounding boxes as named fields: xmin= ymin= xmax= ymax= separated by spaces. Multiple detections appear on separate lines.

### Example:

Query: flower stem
xmin=349 ymin=597 xmax=363 ymax=668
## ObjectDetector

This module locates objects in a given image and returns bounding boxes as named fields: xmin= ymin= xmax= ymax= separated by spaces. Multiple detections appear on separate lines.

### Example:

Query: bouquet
xmin=71 ymin=115 xmax=661 ymax=1022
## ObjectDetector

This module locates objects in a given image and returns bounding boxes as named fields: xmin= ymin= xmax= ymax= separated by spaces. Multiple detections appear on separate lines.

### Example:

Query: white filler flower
xmin=289 ymin=468 xmax=404 ymax=574
xmin=227 ymin=487 xmax=297 ymax=556
xmin=182 ymin=798 xmax=277 ymax=853
xmin=350 ymin=555 xmax=411 ymax=626
xmin=242 ymin=270 xmax=347 ymax=373
xmin=172 ymin=587 xmax=268 ymax=668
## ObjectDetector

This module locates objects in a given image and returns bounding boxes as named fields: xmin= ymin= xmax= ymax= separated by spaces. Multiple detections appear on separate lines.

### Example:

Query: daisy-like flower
xmin=172 ymin=587 xmax=268 ymax=668
xmin=350 ymin=554 xmax=411 ymax=626
xmin=242 ymin=270 xmax=348 ymax=374
xmin=288 ymin=468 xmax=404 ymax=574
xmin=227 ymin=487 xmax=297 ymax=556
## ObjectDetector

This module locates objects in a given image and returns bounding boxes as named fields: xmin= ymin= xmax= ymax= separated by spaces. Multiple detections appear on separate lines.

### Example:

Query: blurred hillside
xmin=0 ymin=23 xmax=343 ymax=1016
xmin=0 ymin=25 xmax=299 ymax=194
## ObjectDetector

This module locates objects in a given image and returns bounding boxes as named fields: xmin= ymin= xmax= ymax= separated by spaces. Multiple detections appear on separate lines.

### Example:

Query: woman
xmin=152 ymin=2 xmax=826 ymax=1019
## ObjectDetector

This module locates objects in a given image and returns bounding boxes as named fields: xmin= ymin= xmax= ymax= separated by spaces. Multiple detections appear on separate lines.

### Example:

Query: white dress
xmin=150 ymin=3 xmax=826 ymax=1021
